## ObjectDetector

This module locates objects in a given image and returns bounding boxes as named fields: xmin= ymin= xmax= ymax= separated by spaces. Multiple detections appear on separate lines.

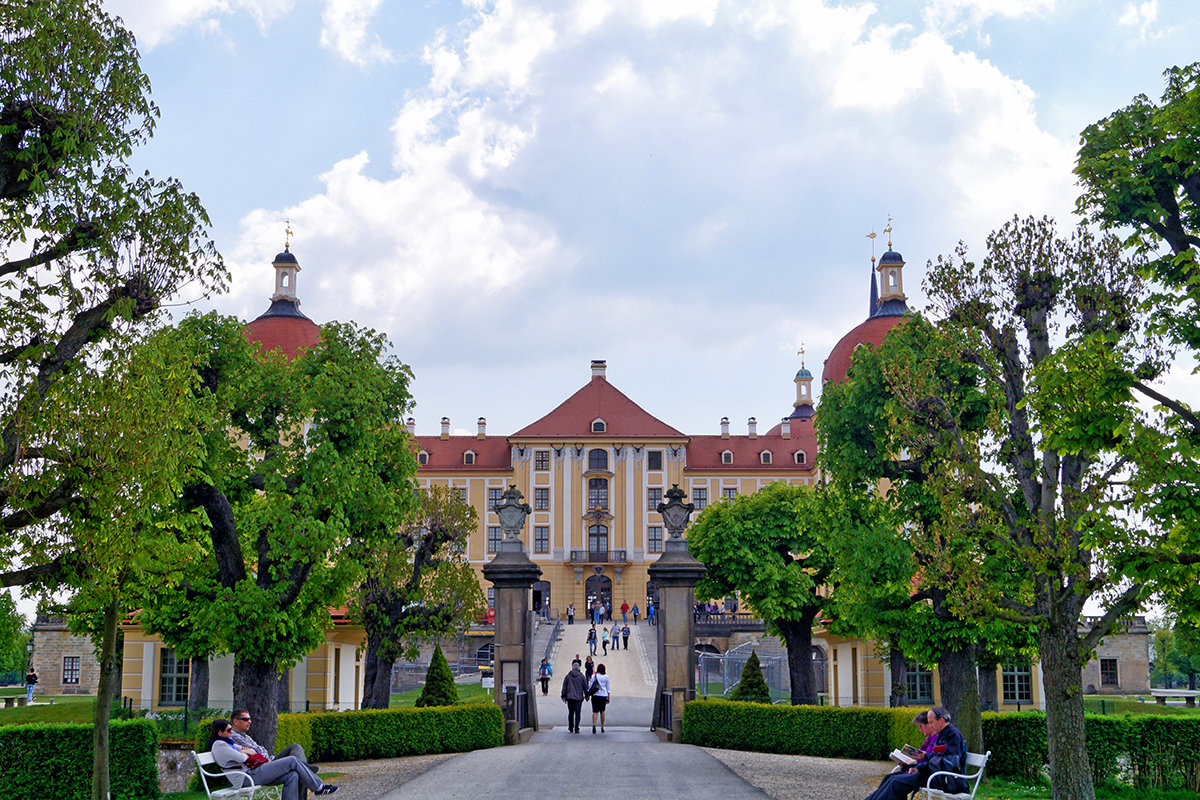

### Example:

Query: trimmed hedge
xmin=0 ymin=718 xmax=160 ymax=800
xmin=193 ymin=704 xmax=504 ymax=764
xmin=682 ymin=699 xmax=918 ymax=760
xmin=685 ymin=701 xmax=1200 ymax=791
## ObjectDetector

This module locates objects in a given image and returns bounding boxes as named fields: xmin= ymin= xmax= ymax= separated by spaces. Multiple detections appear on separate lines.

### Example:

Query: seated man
xmin=229 ymin=708 xmax=318 ymax=772
xmin=209 ymin=719 xmax=338 ymax=798
xmin=862 ymin=706 xmax=967 ymax=800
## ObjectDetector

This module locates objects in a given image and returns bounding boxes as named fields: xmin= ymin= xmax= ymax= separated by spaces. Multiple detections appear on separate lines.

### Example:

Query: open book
xmin=889 ymin=743 xmax=925 ymax=766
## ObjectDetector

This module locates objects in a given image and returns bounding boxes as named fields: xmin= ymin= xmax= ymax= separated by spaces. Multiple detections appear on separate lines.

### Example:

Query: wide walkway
xmin=535 ymin=615 xmax=656 ymax=730
xmin=356 ymin=619 xmax=891 ymax=799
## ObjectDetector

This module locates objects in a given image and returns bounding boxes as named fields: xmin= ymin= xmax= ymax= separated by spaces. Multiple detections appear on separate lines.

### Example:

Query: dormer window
xmin=464 ymin=450 xmax=476 ymax=465
xmin=721 ymin=450 xmax=733 ymax=465
xmin=760 ymin=450 xmax=772 ymax=465
xmin=591 ymin=418 xmax=607 ymax=433
xmin=794 ymin=450 xmax=806 ymax=465
xmin=418 ymin=450 xmax=428 ymax=466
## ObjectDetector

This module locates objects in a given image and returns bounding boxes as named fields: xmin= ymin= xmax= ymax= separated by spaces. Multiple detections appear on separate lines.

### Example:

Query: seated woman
xmin=208 ymin=718 xmax=338 ymax=798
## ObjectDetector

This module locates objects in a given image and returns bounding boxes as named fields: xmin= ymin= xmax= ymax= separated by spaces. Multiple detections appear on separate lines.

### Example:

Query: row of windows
xmin=452 ymin=483 xmax=737 ymax=513
xmin=907 ymin=662 xmax=1036 ymax=704
xmin=483 ymin=523 xmax=666 ymax=555
xmin=720 ymin=449 xmax=806 ymax=465
xmin=421 ymin=447 xmax=809 ymax=469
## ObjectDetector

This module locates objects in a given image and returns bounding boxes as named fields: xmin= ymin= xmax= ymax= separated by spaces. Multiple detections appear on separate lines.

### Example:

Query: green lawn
xmin=978 ymin=777 xmax=1199 ymax=800
xmin=1082 ymin=695 xmax=1200 ymax=716
xmin=389 ymin=682 xmax=493 ymax=708
xmin=0 ymin=695 xmax=96 ymax=726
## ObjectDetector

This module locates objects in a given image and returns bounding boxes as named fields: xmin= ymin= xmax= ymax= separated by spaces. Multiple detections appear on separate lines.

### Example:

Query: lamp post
xmin=649 ymin=484 xmax=706 ymax=741
xmin=481 ymin=485 xmax=541 ymax=738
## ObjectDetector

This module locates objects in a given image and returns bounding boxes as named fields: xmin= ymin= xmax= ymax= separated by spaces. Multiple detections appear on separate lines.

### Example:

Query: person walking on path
xmin=538 ymin=658 xmax=553 ymax=696
xmin=567 ymin=602 xmax=575 ymax=625
xmin=632 ymin=604 xmax=639 ymax=624
xmin=601 ymin=627 xmax=609 ymax=656
xmin=560 ymin=660 xmax=588 ymax=733
xmin=24 ymin=667 xmax=37 ymax=703
xmin=622 ymin=623 xmax=630 ymax=649
xmin=587 ymin=625 xmax=598 ymax=655
xmin=647 ymin=602 xmax=656 ymax=625
xmin=587 ymin=663 xmax=611 ymax=734
xmin=584 ymin=656 xmax=594 ymax=689
xmin=621 ymin=602 xmax=629 ymax=624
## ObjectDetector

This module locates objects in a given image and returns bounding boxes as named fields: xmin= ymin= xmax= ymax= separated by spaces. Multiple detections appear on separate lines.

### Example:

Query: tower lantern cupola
xmin=272 ymin=246 xmax=301 ymax=304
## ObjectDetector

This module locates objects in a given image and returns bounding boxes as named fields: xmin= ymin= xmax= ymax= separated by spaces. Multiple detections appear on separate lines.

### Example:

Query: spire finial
xmin=884 ymin=215 xmax=894 ymax=249
xmin=797 ymin=342 xmax=806 ymax=370
xmin=866 ymin=229 xmax=877 ymax=266
xmin=284 ymin=219 xmax=293 ymax=250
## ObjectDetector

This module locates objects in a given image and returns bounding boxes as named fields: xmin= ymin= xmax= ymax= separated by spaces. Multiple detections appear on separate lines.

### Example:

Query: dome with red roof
xmin=243 ymin=247 xmax=320 ymax=360
xmin=821 ymin=248 xmax=910 ymax=384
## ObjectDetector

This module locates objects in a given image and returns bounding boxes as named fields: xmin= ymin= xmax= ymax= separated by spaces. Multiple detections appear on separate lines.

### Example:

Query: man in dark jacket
xmin=560 ymin=661 xmax=589 ymax=734
xmin=862 ymin=706 xmax=968 ymax=800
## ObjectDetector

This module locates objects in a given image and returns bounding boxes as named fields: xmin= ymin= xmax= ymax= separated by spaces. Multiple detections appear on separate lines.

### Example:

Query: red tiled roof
xmin=685 ymin=425 xmax=817 ymax=471
xmin=822 ymin=315 xmax=908 ymax=384
xmin=513 ymin=375 xmax=683 ymax=438
xmin=414 ymin=436 xmax=513 ymax=471
xmin=244 ymin=315 xmax=321 ymax=360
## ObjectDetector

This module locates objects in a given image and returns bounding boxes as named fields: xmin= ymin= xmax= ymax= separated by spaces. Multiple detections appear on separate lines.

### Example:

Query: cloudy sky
xmin=106 ymin=0 xmax=1199 ymax=438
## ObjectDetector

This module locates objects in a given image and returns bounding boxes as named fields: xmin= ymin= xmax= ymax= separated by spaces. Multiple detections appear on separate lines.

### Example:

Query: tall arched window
xmin=588 ymin=524 xmax=609 ymax=554
xmin=588 ymin=477 xmax=608 ymax=510
xmin=588 ymin=448 xmax=608 ymax=470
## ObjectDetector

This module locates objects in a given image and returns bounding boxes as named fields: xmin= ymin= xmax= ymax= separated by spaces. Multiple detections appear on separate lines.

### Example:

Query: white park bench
xmin=192 ymin=751 xmax=281 ymax=800
xmin=917 ymin=750 xmax=991 ymax=800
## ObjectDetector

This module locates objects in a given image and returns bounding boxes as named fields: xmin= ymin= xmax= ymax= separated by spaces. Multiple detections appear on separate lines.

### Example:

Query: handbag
xmin=245 ymin=753 xmax=269 ymax=768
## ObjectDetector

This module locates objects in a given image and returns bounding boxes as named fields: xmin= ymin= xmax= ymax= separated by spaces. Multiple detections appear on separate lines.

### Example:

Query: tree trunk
xmin=777 ymin=611 xmax=818 ymax=705
xmin=233 ymin=657 xmax=279 ymax=753
xmin=1041 ymin=618 xmax=1095 ymax=800
xmin=277 ymin=669 xmax=291 ymax=713
xmin=1190 ymin=673 xmax=1197 ymax=691
xmin=360 ymin=633 xmax=395 ymax=710
xmin=938 ymin=642 xmax=982 ymax=753
xmin=977 ymin=662 xmax=998 ymax=712
xmin=188 ymin=657 xmax=210 ymax=711
xmin=889 ymin=635 xmax=908 ymax=707
xmin=91 ymin=592 xmax=121 ymax=800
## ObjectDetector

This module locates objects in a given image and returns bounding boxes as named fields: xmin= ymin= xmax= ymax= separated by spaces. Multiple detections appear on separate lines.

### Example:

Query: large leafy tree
xmin=1075 ymin=62 xmax=1200 ymax=620
xmin=818 ymin=314 xmax=1036 ymax=751
xmin=687 ymin=481 xmax=884 ymax=705
xmin=139 ymin=314 xmax=418 ymax=749
xmin=878 ymin=216 xmax=1172 ymax=800
xmin=0 ymin=5 xmax=222 ymax=797
xmin=0 ymin=592 xmax=27 ymax=675
xmin=353 ymin=485 xmax=484 ymax=709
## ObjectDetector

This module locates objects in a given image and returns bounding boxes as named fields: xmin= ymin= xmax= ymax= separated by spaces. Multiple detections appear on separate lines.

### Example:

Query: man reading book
xmin=862 ymin=707 xmax=967 ymax=800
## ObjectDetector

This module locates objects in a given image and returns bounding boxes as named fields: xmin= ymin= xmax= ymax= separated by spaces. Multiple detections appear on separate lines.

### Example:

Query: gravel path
xmin=317 ymin=746 xmax=890 ymax=800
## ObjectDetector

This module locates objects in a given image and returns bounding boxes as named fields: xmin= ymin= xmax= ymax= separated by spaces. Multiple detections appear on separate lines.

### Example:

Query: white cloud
xmin=1118 ymin=1 xmax=1161 ymax=40
xmin=106 ymin=0 xmax=294 ymax=49
xmin=319 ymin=0 xmax=394 ymax=66
xmin=922 ymin=0 xmax=1056 ymax=35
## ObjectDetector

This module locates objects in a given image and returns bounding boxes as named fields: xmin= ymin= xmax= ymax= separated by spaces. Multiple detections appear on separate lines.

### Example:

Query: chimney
xmin=591 ymin=359 xmax=607 ymax=379
xmin=748 ymin=417 xmax=757 ymax=439
xmin=780 ymin=418 xmax=791 ymax=439
xmin=440 ymin=417 xmax=451 ymax=440
xmin=720 ymin=417 xmax=730 ymax=439
xmin=405 ymin=417 xmax=416 ymax=435
xmin=477 ymin=417 xmax=487 ymax=439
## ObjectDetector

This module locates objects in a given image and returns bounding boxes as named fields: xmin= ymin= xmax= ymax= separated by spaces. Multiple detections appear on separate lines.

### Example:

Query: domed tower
xmin=788 ymin=347 xmax=815 ymax=422
xmin=822 ymin=224 xmax=910 ymax=384
xmin=244 ymin=244 xmax=321 ymax=359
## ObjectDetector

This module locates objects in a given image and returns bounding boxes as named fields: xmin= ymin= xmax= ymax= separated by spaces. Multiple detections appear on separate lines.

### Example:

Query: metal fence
xmin=697 ymin=641 xmax=791 ymax=703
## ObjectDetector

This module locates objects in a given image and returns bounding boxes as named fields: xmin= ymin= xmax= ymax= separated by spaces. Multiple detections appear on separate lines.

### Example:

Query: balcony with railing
xmin=569 ymin=549 xmax=628 ymax=564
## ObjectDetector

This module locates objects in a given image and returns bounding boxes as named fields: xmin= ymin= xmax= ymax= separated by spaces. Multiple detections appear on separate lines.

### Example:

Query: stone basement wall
xmin=29 ymin=617 xmax=100 ymax=695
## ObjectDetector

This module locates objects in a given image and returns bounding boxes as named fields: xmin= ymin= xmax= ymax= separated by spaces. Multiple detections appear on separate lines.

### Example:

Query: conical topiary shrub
xmin=416 ymin=643 xmax=458 ymax=707
xmin=728 ymin=649 xmax=771 ymax=704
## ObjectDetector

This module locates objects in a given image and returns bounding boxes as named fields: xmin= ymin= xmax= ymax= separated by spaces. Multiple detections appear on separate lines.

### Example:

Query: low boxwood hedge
xmin=193 ymin=704 xmax=503 ymax=764
xmin=0 ymin=718 xmax=159 ymax=800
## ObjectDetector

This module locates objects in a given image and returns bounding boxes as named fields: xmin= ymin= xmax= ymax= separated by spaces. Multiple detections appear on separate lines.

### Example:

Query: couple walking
xmin=560 ymin=657 xmax=611 ymax=734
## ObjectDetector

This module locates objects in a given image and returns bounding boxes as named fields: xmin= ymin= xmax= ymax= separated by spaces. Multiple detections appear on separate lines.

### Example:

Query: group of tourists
xmin=586 ymin=623 xmax=631 ymax=655
xmin=559 ymin=655 xmax=611 ymax=734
